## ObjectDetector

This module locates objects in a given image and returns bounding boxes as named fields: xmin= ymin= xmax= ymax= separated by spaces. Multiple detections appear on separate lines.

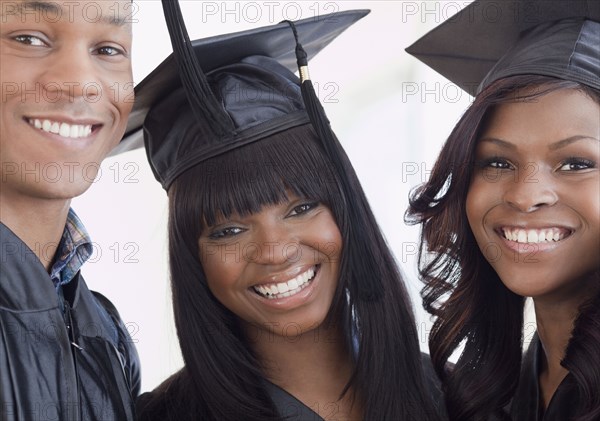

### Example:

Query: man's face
xmin=0 ymin=0 xmax=133 ymax=201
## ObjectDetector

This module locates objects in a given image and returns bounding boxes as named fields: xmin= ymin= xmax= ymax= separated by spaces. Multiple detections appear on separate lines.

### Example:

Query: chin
xmin=493 ymin=265 xmax=548 ymax=296
xmin=29 ymin=179 xmax=95 ymax=201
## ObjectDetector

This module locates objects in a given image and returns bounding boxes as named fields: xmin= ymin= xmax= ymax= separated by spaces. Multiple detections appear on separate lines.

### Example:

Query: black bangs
xmin=170 ymin=123 xmax=343 ymax=229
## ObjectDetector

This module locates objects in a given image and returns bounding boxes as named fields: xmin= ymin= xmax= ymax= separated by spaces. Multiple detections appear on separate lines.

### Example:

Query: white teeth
xmin=253 ymin=267 xmax=317 ymax=300
xmin=29 ymin=118 xmax=93 ymax=139
xmin=527 ymin=230 xmax=538 ymax=243
xmin=502 ymin=228 xmax=568 ymax=244
xmin=59 ymin=123 xmax=70 ymax=137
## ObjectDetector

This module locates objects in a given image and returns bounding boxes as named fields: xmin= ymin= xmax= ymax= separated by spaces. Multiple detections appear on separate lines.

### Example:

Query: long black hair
xmin=138 ymin=124 xmax=440 ymax=420
xmin=406 ymin=74 xmax=600 ymax=421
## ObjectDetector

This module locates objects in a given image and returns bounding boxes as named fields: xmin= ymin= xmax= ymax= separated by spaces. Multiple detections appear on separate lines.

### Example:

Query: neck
xmin=246 ymin=322 xmax=361 ymax=420
xmin=0 ymin=191 xmax=71 ymax=271
xmin=533 ymin=276 xmax=599 ymax=409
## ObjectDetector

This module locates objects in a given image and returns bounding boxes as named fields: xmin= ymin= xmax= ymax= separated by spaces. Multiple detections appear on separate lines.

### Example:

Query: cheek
xmin=204 ymin=272 xmax=238 ymax=310
xmin=307 ymin=216 xmax=343 ymax=262
xmin=582 ymin=183 xmax=600 ymax=225
xmin=199 ymin=245 xmax=243 ymax=295
xmin=0 ymin=57 xmax=26 ymax=85
xmin=465 ymin=176 xmax=504 ymax=233
xmin=578 ymin=187 xmax=600 ymax=255
xmin=320 ymin=229 xmax=342 ymax=261
xmin=94 ymin=61 xmax=133 ymax=117
xmin=562 ymin=178 xmax=600 ymax=233
xmin=112 ymin=74 xmax=134 ymax=117
xmin=465 ymin=181 xmax=485 ymax=236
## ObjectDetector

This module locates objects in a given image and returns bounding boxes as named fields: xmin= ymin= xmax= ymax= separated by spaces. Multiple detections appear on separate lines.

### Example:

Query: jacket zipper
xmin=63 ymin=300 xmax=83 ymax=421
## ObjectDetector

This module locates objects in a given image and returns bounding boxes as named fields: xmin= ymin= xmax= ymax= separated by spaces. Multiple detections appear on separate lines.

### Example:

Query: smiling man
xmin=0 ymin=1 xmax=140 ymax=419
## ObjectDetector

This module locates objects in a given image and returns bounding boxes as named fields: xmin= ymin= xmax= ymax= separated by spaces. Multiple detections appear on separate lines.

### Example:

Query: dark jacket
xmin=136 ymin=354 xmax=446 ymax=420
xmin=510 ymin=335 xmax=580 ymax=421
xmin=0 ymin=223 xmax=141 ymax=420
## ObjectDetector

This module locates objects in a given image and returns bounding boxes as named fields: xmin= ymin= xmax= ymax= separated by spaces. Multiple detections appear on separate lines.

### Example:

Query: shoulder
xmin=137 ymin=391 xmax=174 ymax=421
xmin=91 ymin=290 xmax=122 ymax=320
xmin=136 ymin=379 xmax=178 ymax=421
xmin=89 ymin=290 xmax=130 ymax=347
xmin=420 ymin=353 xmax=442 ymax=394
xmin=420 ymin=353 xmax=448 ymax=420
xmin=136 ymin=371 xmax=202 ymax=421
xmin=91 ymin=290 xmax=142 ymax=396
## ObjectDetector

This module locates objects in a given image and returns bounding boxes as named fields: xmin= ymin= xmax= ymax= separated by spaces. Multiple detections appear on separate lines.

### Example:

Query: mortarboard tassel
xmin=285 ymin=21 xmax=383 ymax=300
xmin=161 ymin=0 xmax=233 ymax=137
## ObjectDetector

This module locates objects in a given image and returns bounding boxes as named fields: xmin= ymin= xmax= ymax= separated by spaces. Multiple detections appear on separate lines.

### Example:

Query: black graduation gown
xmin=0 ymin=223 xmax=140 ymax=420
xmin=510 ymin=335 xmax=580 ymax=421
xmin=266 ymin=353 xmax=446 ymax=420
xmin=135 ymin=377 xmax=323 ymax=421
xmin=136 ymin=354 xmax=446 ymax=420
xmin=262 ymin=381 xmax=325 ymax=421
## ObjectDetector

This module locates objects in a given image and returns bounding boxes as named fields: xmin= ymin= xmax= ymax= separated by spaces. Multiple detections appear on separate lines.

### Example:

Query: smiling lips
xmin=253 ymin=266 xmax=317 ymax=300
xmin=27 ymin=118 xmax=96 ymax=139
xmin=500 ymin=227 xmax=572 ymax=244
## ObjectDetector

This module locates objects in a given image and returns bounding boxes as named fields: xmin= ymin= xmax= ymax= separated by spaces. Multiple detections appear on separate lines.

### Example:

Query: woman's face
xmin=198 ymin=192 xmax=343 ymax=340
xmin=466 ymin=88 xmax=600 ymax=301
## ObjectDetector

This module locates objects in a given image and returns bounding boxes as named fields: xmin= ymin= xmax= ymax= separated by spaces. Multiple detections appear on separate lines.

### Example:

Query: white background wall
xmin=74 ymin=0 xmax=478 ymax=392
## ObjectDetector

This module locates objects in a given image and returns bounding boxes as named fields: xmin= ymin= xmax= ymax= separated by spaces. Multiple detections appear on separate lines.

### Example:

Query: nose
xmin=248 ymin=223 xmax=300 ymax=266
xmin=503 ymin=166 xmax=558 ymax=212
xmin=40 ymin=45 xmax=100 ymax=101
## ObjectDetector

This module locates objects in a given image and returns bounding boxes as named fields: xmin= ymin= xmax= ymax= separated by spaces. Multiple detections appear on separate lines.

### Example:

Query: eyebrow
xmin=3 ymin=1 xmax=129 ymax=27
xmin=548 ymin=135 xmax=600 ymax=150
xmin=478 ymin=137 xmax=517 ymax=150
xmin=479 ymin=135 xmax=599 ymax=151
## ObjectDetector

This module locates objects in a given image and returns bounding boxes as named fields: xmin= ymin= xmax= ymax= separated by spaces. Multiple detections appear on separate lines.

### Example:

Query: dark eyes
xmin=558 ymin=158 xmax=596 ymax=171
xmin=206 ymin=201 xmax=320 ymax=240
xmin=289 ymin=202 xmax=319 ymax=216
xmin=476 ymin=157 xmax=596 ymax=172
xmin=208 ymin=227 xmax=245 ymax=240
xmin=12 ymin=34 xmax=125 ymax=57
xmin=13 ymin=34 xmax=46 ymax=46
xmin=95 ymin=45 xmax=126 ymax=57
xmin=477 ymin=157 xmax=513 ymax=170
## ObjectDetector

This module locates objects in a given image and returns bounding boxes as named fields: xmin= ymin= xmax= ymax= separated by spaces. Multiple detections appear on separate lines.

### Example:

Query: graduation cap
xmin=406 ymin=0 xmax=600 ymax=96
xmin=113 ymin=2 xmax=369 ymax=191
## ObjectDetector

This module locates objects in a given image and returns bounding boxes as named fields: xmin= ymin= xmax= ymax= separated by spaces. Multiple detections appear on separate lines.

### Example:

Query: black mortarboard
xmin=406 ymin=0 xmax=600 ymax=96
xmin=114 ymin=5 xmax=369 ymax=190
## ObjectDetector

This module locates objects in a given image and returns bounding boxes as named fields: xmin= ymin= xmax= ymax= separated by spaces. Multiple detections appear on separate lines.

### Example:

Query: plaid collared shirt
xmin=49 ymin=209 xmax=120 ymax=344
xmin=49 ymin=209 xmax=93 ymax=294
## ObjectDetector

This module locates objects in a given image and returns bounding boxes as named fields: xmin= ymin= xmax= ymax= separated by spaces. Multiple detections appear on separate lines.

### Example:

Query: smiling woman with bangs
xmin=124 ymin=2 xmax=446 ymax=421
xmin=176 ymin=126 xmax=344 ymax=339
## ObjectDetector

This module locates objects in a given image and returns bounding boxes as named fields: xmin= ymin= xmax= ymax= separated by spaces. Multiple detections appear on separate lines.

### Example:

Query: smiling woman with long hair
xmin=405 ymin=0 xmax=600 ymax=420
xmin=125 ymin=3 xmax=444 ymax=420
